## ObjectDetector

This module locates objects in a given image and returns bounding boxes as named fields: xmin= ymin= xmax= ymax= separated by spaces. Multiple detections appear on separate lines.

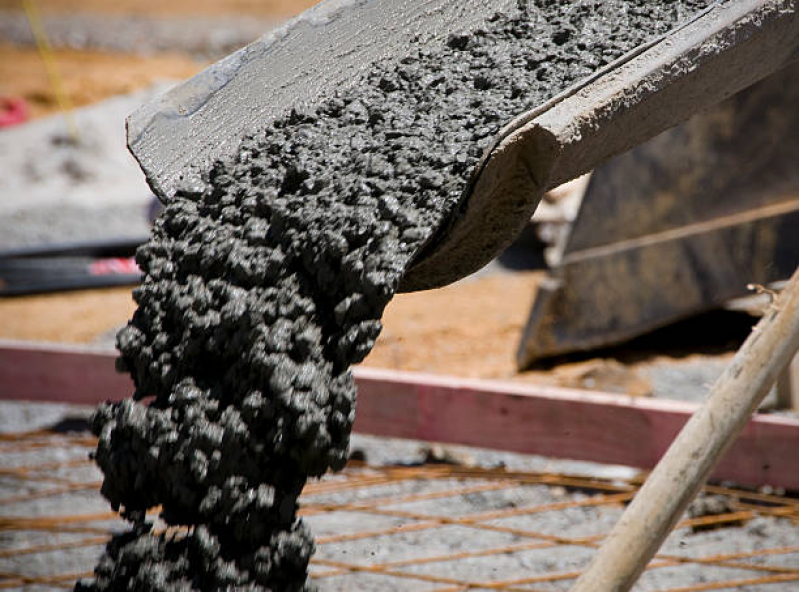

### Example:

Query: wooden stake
xmin=570 ymin=266 xmax=799 ymax=592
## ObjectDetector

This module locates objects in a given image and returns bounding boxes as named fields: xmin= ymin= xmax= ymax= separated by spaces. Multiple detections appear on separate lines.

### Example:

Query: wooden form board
xmin=1 ymin=339 xmax=798 ymax=490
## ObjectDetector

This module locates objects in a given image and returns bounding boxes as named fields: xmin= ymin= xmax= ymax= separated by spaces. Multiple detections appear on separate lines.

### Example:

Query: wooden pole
xmin=570 ymin=266 xmax=799 ymax=592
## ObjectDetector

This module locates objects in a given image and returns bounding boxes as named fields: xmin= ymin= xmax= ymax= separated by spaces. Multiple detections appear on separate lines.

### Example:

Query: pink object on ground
xmin=0 ymin=97 xmax=29 ymax=128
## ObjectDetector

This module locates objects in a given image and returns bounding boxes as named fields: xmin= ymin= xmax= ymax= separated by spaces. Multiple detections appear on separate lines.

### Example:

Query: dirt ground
xmin=0 ymin=272 xmax=656 ymax=396
xmin=0 ymin=43 xmax=204 ymax=120
xmin=0 ymin=287 xmax=136 ymax=344
xmin=0 ymin=273 xmax=538 ymax=374
xmin=0 ymin=0 xmax=318 ymax=18
xmin=0 ymin=0 xmax=317 ymax=121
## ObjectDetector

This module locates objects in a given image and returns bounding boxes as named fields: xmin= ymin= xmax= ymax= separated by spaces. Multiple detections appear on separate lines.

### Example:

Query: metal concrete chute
xmin=400 ymin=0 xmax=799 ymax=290
xmin=127 ymin=0 xmax=799 ymax=295
xmin=517 ymin=57 xmax=799 ymax=367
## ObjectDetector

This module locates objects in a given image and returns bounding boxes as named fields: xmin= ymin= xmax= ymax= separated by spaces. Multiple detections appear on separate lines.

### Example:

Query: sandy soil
xmin=0 ymin=272 xmax=654 ymax=397
xmin=369 ymin=273 xmax=541 ymax=379
xmin=0 ymin=274 xmax=537 ymax=373
xmin=0 ymin=0 xmax=318 ymax=18
xmin=372 ymin=271 xmax=653 ymax=395
xmin=0 ymin=0 xmax=317 ymax=121
xmin=0 ymin=43 xmax=204 ymax=120
xmin=0 ymin=287 xmax=135 ymax=344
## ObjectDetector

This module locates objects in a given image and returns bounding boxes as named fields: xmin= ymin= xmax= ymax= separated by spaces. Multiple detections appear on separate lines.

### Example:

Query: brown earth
xmin=0 ymin=0 xmax=318 ymax=120
xmin=0 ymin=273 xmax=653 ymax=395
xmin=0 ymin=287 xmax=136 ymax=344
xmin=369 ymin=272 xmax=541 ymax=379
xmin=0 ymin=0 xmax=318 ymax=19
xmin=369 ymin=272 xmax=653 ymax=395
xmin=0 ymin=275 xmax=536 ymax=371
xmin=0 ymin=43 xmax=205 ymax=120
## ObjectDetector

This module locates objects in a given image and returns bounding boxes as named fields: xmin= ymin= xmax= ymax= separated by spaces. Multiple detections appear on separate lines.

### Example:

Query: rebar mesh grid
xmin=2 ymin=429 xmax=798 ymax=591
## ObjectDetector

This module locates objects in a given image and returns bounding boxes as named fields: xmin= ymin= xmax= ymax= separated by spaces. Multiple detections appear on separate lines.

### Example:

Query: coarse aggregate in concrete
xmin=80 ymin=1 xmax=719 ymax=589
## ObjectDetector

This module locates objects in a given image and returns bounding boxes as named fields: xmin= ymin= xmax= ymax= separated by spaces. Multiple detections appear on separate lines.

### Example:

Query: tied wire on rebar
xmin=1 ymin=429 xmax=798 ymax=591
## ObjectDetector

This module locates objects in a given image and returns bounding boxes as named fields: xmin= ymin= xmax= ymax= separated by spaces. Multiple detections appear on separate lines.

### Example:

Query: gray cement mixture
xmin=78 ymin=1 xmax=714 ymax=589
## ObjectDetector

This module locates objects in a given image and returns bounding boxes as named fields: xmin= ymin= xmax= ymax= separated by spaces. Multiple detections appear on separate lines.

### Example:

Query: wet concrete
xmin=79 ymin=1 xmax=713 ymax=589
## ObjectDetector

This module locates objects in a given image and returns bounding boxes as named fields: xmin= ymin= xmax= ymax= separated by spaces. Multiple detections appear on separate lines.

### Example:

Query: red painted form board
xmin=353 ymin=367 xmax=799 ymax=491
xmin=0 ymin=341 xmax=130 ymax=405
xmin=1 ymin=340 xmax=797 ymax=490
